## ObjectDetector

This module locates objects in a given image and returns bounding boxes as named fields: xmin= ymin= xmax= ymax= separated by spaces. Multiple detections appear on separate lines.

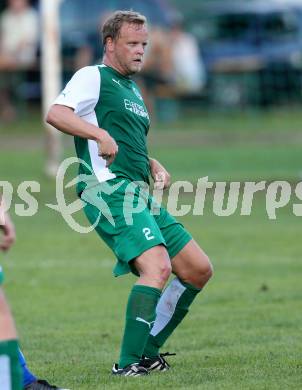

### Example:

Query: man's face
xmin=108 ymin=22 xmax=148 ymax=75
xmin=9 ymin=0 xmax=27 ymax=12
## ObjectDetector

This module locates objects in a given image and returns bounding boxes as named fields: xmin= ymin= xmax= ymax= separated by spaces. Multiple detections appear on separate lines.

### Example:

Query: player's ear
xmin=106 ymin=37 xmax=115 ymax=52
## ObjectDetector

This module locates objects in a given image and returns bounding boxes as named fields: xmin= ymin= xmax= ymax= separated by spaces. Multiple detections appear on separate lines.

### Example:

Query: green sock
xmin=0 ymin=339 xmax=22 ymax=390
xmin=143 ymin=278 xmax=201 ymax=358
xmin=119 ymin=284 xmax=161 ymax=368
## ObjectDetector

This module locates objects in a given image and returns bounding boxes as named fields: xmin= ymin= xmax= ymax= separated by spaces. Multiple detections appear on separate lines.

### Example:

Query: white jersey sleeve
xmin=54 ymin=66 xmax=100 ymax=117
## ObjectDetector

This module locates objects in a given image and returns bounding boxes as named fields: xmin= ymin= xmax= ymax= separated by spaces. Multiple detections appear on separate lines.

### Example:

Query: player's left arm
xmin=149 ymin=158 xmax=171 ymax=189
xmin=0 ymin=197 xmax=16 ymax=252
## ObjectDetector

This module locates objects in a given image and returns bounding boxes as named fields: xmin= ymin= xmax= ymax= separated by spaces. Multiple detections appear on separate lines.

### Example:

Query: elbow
xmin=46 ymin=106 xmax=57 ymax=127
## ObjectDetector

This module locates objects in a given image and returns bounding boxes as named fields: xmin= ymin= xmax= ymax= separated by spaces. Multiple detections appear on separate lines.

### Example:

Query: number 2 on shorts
xmin=142 ymin=227 xmax=155 ymax=241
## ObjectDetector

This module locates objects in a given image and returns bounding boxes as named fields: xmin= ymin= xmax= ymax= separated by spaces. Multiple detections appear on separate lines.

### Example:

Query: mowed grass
xmin=0 ymin=111 xmax=302 ymax=389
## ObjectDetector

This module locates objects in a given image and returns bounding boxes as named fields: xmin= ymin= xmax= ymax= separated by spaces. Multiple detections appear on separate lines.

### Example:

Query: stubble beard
xmin=129 ymin=62 xmax=143 ymax=75
xmin=122 ymin=60 xmax=142 ymax=76
xmin=115 ymin=52 xmax=143 ymax=75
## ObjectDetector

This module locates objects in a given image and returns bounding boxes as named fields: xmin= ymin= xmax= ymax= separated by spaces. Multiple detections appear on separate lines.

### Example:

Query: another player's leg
xmin=24 ymin=379 xmax=69 ymax=390
xmin=17 ymin=349 xmax=37 ymax=389
xmin=20 ymin=348 xmax=70 ymax=390
xmin=142 ymin=239 xmax=213 ymax=371
xmin=112 ymin=245 xmax=171 ymax=377
xmin=0 ymin=295 xmax=68 ymax=390
xmin=20 ymin=349 xmax=66 ymax=390
xmin=0 ymin=287 xmax=22 ymax=390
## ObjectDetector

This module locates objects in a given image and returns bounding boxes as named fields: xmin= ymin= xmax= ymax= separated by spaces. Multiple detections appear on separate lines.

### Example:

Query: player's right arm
xmin=46 ymin=105 xmax=118 ymax=166
xmin=46 ymin=66 xmax=118 ymax=166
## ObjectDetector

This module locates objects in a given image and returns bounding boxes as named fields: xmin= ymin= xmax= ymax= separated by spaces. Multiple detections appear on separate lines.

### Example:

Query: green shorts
xmin=81 ymin=178 xmax=192 ymax=276
xmin=0 ymin=265 xmax=4 ymax=285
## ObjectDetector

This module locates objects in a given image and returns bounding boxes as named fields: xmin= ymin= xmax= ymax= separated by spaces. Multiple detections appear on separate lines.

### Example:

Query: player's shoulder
xmin=74 ymin=65 xmax=100 ymax=77
xmin=93 ymin=64 xmax=119 ymax=85
xmin=70 ymin=65 xmax=102 ymax=85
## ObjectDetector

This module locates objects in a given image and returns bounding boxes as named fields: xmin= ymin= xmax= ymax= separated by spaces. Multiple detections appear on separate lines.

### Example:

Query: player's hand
xmin=150 ymin=158 xmax=171 ymax=190
xmin=97 ymin=129 xmax=118 ymax=167
xmin=0 ymin=212 xmax=16 ymax=252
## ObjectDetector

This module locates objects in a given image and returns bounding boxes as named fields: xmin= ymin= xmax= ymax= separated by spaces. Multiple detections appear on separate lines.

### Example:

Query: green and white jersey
xmin=54 ymin=65 xmax=151 ymax=194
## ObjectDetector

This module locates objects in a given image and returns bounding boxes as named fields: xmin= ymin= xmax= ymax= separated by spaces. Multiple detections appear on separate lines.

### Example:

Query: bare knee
xmin=140 ymin=258 xmax=172 ymax=288
xmin=197 ymin=256 xmax=213 ymax=283
xmin=156 ymin=260 xmax=172 ymax=284
xmin=134 ymin=245 xmax=172 ymax=289
xmin=147 ymin=246 xmax=172 ymax=284
xmin=179 ymin=255 xmax=213 ymax=289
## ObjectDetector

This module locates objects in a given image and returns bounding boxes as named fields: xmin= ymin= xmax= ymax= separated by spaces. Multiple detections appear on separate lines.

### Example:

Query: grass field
xmin=0 ymin=110 xmax=301 ymax=389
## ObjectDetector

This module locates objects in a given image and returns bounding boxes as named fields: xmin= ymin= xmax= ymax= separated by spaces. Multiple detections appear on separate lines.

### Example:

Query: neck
xmin=103 ymin=55 xmax=127 ymax=76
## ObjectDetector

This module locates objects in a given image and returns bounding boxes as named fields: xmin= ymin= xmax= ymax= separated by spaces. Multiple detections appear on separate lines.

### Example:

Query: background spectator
xmin=136 ymin=25 xmax=174 ymax=119
xmin=0 ymin=0 xmax=38 ymax=121
xmin=168 ymin=13 xmax=206 ymax=95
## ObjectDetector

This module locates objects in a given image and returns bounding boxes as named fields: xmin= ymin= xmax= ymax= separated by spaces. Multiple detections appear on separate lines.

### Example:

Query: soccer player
xmin=0 ymin=198 xmax=68 ymax=389
xmin=47 ymin=10 xmax=213 ymax=376
xmin=0 ymin=198 xmax=21 ymax=389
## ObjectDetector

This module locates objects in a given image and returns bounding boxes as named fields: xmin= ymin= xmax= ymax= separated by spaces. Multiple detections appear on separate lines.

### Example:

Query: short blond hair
xmin=102 ymin=10 xmax=147 ymax=46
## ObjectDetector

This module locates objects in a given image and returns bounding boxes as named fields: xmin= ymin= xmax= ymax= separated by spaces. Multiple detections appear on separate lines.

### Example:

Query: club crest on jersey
xmin=132 ymin=87 xmax=143 ymax=101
